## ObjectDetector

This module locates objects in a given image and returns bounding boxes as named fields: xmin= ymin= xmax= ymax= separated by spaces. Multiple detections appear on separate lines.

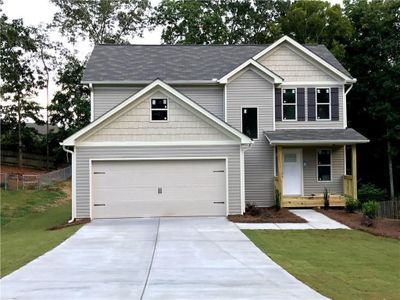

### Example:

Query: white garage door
xmin=92 ymin=159 xmax=226 ymax=218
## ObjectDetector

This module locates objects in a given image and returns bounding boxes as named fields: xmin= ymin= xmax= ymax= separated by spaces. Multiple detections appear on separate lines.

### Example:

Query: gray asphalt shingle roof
xmin=82 ymin=44 xmax=352 ymax=82
xmin=264 ymin=128 xmax=368 ymax=145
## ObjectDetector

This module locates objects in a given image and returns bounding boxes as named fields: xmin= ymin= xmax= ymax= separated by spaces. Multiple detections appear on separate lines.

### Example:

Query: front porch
xmin=266 ymin=129 xmax=368 ymax=208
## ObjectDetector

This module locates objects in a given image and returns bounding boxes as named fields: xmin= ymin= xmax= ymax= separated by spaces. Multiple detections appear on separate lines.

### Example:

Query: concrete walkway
xmin=1 ymin=217 xmax=327 ymax=300
xmin=236 ymin=209 xmax=349 ymax=230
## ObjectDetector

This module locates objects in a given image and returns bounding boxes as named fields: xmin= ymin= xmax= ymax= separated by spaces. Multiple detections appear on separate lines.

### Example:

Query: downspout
xmin=345 ymin=84 xmax=353 ymax=95
xmin=63 ymin=145 xmax=76 ymax=223
xmin=240 ymin=142 xmax=253 ymax=214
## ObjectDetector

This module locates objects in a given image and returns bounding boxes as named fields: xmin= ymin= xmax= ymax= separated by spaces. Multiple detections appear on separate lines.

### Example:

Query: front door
xmin=283 ymin=149 xmax=303 ymax=195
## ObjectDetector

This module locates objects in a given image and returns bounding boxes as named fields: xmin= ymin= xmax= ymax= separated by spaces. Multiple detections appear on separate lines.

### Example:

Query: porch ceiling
xmin=264 ymin=128 xmax=369 ymax=145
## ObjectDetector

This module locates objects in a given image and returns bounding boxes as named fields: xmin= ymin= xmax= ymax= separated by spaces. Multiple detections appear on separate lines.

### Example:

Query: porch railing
xmin=343 ymin=175 xmax=354 ymax=198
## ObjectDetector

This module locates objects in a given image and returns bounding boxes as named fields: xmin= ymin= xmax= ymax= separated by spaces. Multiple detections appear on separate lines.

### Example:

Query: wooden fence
xmin=377 ymin=200 xmax=400 ymax=220
xmin=1 ymin=150 xmax=55 ymax=169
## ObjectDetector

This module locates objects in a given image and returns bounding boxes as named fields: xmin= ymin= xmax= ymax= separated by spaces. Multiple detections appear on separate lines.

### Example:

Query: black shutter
xmin=297 ymin=88 xmax=305 ymax=121
xmin=275 ymin=88 xmax=282 ymax=121
xmin=331 ymin=87 xmax=339 ymax=121
xmin=307 ymin=88 xmax=316 ymax=121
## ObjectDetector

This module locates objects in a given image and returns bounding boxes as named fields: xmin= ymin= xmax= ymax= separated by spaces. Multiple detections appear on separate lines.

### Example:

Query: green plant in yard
xmin=243 ymin=230 xmax=400 ymax=300
xmin=275 ymin=189 xmax=281 ymax=211
xmin=362 ymin=200 xmax=379 ymax=219
xmin=358 ymin=183 xmax=386 ymax=204
xmin=1 ymin=182 xmax=82 ymax=276
xmin=345 ymin=195 xmax=358 ymax=213
xmin=323 ymin=187 xmax=330 ymax=210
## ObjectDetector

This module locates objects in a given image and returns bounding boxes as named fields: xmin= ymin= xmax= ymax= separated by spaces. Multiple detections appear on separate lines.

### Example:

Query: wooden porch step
xmin=282 ymin=195 xmax=345 ymax=208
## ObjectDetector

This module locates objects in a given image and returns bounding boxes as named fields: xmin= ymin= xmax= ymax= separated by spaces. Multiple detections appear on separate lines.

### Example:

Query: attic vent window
xmin=151 ymin=98 xmax=168 ymax=121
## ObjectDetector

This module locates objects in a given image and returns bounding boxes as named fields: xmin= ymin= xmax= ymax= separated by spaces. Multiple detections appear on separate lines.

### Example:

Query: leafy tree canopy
xmin=51 ymin=0 xmax=151 ymax=44
xmin=49 ymin=54 xmax=90 ymax=131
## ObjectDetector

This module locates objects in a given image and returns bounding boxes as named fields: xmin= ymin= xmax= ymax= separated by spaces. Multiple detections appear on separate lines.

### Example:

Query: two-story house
xmin=62 ymin=36 xmax=368 ymax=220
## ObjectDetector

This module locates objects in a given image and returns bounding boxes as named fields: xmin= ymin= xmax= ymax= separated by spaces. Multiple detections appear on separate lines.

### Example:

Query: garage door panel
xmin=92 ymin=159 xmax=226 ymax=218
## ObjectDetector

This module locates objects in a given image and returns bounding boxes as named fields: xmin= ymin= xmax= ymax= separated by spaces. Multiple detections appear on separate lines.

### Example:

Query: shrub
xmin=323 ymin=187 xmax=330 ymax=210
xmin=275 ymin=189 xmax=281 ymax=211
xmin=245 ymin=203 xmax=261 ymax=216
xmin=362 ymin=201 xmax=378 ymax=219
xmin=345 ymin=196 xmax=358 ymax=213
xmin=358 ymin=183 xmax=386 ymax=204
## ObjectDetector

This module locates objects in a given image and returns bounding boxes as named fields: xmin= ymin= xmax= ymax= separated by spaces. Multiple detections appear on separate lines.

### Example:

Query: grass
xmin=1 ymin=182 xmax=83 ymax=277
xmin=243 ymin=230 xmax=400 ymax=300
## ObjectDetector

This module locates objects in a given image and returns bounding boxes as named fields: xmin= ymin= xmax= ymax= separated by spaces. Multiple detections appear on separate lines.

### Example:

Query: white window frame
xmin=150 ymin=98 xmax=168 ymax=122
xmin=282 ymin=88 xmax=297 ymax=121
xmin=316 ymin=149 xmax=332 ymax=182
xmin=241 ymin=106 xmax=259 ymax=140
xmin=316 ymin=87 xmax=331 ymax=121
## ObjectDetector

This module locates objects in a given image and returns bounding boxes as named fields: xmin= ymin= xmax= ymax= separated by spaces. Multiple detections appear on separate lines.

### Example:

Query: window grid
xmin=282 ymin=88 xmax=297 ymax=121
xmin=150 ymin=98 xmax=168 ymax=122
xmin=316 ymin=88 xmax=330 ymax=120
xmin=317 ymin=149 xmax=332 ymax=182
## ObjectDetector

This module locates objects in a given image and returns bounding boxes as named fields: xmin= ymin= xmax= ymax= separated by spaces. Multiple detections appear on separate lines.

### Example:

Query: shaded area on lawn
xmin=244 ymin=229 xmax=400 ymax=300
xmin=318 ymin=209 xmax=400 ymax=239
xmin=0 ymin=181 xmax=83 ymax=277
xmin=228 ymin=207 xmax=306 ymax=223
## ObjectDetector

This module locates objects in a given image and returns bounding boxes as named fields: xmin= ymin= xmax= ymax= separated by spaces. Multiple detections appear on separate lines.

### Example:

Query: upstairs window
xmin=282 ymin=88 xmax=296 ymax=120
xmin=317 ymin=149 xmax=332 ymax=181
xmin=316 ymin=88 xmax=330 ymax=120
xmin=151 ymin=98 xmax=168 ymax=121
xmin=242 ymin=107 xmax=258 ymax=139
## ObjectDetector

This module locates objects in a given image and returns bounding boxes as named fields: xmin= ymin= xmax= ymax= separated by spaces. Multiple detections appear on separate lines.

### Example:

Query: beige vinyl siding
xmin=226 ymin=68 xmax=275 ymax=207
xmin=276 ymin=86 xmax=344 ymax=129
xmin=81 ymin=90 xmax=232 ymax=143
xmin=75 ymin=145 xmax=241 ymax=218
xmin=93 ymin=84 xmax=224 ymax=120
xmin=257 ymin=43 xmax=341 ymax=82
xmin=173 ymin=85 xmax=224 ymax=119
xmin=303 ymin=146 xmax=344 ymax=195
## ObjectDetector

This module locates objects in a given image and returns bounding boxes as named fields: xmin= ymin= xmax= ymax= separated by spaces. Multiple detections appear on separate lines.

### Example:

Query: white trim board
xmin=63 ymin=79 xmax=253 ymax=146
xmin=219 ymin=59 xmax=283 ymax=84
xmin=252 ymin=36 xmax=356 ymax=84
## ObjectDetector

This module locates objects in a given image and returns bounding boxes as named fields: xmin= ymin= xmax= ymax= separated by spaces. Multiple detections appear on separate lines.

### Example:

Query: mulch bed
xmin=228 ymin=207 xmax=307 ymax=223
xmin=318 ymin=209 xmax=400 ymax=239
xmin=48 ymin=218 xmax=91 ymax=231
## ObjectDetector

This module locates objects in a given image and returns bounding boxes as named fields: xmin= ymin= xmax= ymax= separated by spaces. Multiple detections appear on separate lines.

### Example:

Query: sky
xmin=2 ymin=0 xmax=162 ymax=112
xmin=2 ymin=0 xmax=343 ymax=113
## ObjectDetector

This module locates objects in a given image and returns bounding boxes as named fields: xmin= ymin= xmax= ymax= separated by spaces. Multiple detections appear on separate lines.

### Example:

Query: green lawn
xmin=243 ymin=230 xmax=400 ymax=300
xmin=1 ymin=184 xmax=83 ymax=277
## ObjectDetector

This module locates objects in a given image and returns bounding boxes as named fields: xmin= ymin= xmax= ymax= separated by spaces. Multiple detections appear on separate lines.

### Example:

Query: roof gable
xmin=82 ymin=40 xmax=353 ymax=83
xmin=63 ymin=80 xmax=253 ymax=146
xmin=253 ymin=36 xmax=355 ymax=83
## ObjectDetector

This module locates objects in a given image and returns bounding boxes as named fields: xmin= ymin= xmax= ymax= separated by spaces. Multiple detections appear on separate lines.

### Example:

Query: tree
xmin=49 ymin=55 xmax=90 ymax=132
xmin=279 ymin=0 xmax=354 ymax=59
xmin=32 ymin=24 xmax=63 ymax=170
xmin=51 ymin=0 xmax=151 ymax=44
xmin=344 ymin=0 xmax=400 ymax=199
xmin=154 ymin=0 xmax=289 ymax=44
xmin=0 ymin=15 xmax=44 ymax=167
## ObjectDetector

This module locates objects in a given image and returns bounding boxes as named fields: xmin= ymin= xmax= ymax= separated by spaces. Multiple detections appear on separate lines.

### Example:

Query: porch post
xmin=277 ymin=146 xmax=283 ymax=195
xmin=352 ymin=144 xmax=357 ymax=199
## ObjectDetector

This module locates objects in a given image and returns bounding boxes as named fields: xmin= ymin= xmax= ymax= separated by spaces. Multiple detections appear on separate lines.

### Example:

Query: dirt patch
xmin=0 ymin=165 xmax=47 ymax=175
xmin=318 ymin=209 xmax=400 ymax=239
xmin=48 ymin=218 xmax=90 ymax=230
xmin=228 ymin=207 xmax=307 ymax=223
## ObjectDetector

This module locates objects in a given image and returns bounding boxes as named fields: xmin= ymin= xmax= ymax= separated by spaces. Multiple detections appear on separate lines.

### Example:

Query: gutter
xmin=62 ymin=145 xmax=76 ymax=223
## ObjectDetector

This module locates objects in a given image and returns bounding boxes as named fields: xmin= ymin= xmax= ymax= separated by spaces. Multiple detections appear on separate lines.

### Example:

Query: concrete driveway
xmin=1 ymin=217 xmax=326 ymax=299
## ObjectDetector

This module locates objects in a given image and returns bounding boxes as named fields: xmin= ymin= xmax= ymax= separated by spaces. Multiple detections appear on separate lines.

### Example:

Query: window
xmin=282 ymin=88 xmax=296 ymax=120
xmin=317 ymin=149 xmax=331 ymax=181
xmin=316 ymin=88 xmax=330 ymax=120
xmin=242 ymin=107 xmax=258 ymax=139
xmin=151 ymin=98 xmax=168 ymax=121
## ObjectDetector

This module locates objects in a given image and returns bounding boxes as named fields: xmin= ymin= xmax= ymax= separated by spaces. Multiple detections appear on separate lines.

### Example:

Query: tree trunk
xmin=46 ymin=76 xmax=50 ymax=171
xmin=387 ymin=139 xmax=395 ymax=200
xmin=17 ymin=97 xmax=22 ymax=168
